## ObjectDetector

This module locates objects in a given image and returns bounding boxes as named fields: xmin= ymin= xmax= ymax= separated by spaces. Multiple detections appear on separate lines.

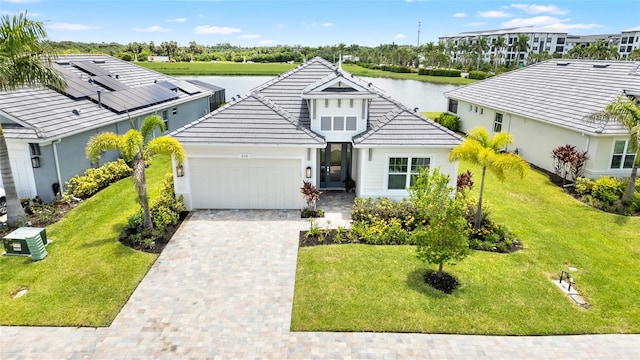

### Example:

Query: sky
xmin=2 ymin=0 xmax=639 ymax=47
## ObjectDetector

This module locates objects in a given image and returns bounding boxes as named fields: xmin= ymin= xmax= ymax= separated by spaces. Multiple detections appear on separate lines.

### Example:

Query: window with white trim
xmin=611 ymin=140 xmax=636 ymax=169
xmin=320 ymin=116 xmax=357 ymax=131
xmin=494 ymin=113 xmax=503 ymax=132
xmin=387 ymin=157 xmax=431 ymax=190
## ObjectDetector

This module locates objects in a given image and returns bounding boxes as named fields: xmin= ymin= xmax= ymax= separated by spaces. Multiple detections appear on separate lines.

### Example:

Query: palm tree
xmin=513 ymin=34 xmax=530 ymax=66
xmin=586 ymin=96 xmax=640 ymax=205
xmin=445 ymin=40 xmax=456 ymax=68
xmin=494 ymin=36 xmax=506 ymax=71
xmin=449 ymin=127 xmax=529 ymax=229
xmin=474 ymin=36 xmax=489 ymax=71
xmin=586 ymin=40 xmax=619 ymax=60
xmin=86 ymin=115 xmax=185 ymax=230
xmin=0 ymin=12 xmax=67 ymax=227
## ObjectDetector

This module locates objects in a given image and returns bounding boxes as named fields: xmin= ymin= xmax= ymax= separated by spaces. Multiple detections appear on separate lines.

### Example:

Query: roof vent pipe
xmin=97 ymin=90 xmax=102 ymax=108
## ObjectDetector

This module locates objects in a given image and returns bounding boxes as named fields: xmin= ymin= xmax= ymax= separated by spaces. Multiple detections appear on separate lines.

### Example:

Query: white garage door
xmin=189 ymin=158 xmax=302 ymax=209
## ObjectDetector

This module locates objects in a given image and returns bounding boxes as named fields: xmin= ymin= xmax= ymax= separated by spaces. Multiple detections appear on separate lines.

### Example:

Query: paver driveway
xmin=1 ymin=210 xmax=639 ymax=359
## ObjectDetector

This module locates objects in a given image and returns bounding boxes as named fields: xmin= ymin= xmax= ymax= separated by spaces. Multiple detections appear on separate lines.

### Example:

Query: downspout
xmin=52 ymin=139 xmax=64 ymax=195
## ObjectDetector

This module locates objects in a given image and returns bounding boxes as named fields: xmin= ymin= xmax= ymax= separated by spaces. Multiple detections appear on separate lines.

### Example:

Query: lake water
xmin=178 ymin=75 xmax=459 ymax=112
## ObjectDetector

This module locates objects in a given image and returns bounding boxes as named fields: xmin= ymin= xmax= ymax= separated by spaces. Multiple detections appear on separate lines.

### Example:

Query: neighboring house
xmin=147 ymin=56 xmax=170 ymax=62
xmin=170 ymin=57 xmax=462 ymax=210
xmin=0 ymin=54 xmax=215 ymax=202
xmin=444 ymin=59 xmax=640 ymax=179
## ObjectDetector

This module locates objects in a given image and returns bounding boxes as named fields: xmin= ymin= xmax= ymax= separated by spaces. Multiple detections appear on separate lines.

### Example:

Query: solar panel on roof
xmin=91 ymin=76 xmax=129 ymax=91
xmin=72 ymin=61 xmax=111 ymax=76
xmin=162 ymin=79 xmax=202 ymax=95
xmin=88 ymin=85 xmax=179 ymax=113
xmin=156 ymin=81 xmax=178 ymax=91
xmin=53 ymin=64 xmax=99 ymax=99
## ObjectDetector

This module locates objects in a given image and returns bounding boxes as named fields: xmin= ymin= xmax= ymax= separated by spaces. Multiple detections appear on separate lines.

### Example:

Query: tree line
xmin=47 ymin=37 xmax=640 ymax=72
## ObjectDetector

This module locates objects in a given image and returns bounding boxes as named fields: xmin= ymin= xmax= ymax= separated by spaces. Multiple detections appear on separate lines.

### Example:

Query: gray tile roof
xmin=353 ymin=107 xmax=463 ymax=146
xmin=445 ymin=59 xmax=640 ymax=135
xmin=172 ymin=57 xmax=461 ymax=148
xmin=0 ymin=54 xmax=212 ymax=141
xmin=170 ymin=93 xmax=325 ymax=146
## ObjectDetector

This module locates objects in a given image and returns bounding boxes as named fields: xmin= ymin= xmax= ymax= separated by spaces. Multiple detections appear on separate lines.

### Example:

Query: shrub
xmin=418 ymin=68 xmax=461 ymax=77
xmin=468 ymin=71 xmax=488 ymax=80
xmin=300 ymin=181 xmax=321 ymax=211
xmin=456 ymin=170 xmax=474 ymax=198
xmin=574 ymin=177 xmax=594 ymax=196
xmin=63 ymin=159 xmax=132 ymax=199
xmin=592 ymin=177 xmax=625 ymax=204
xmin=438 ymin=113 xmax=461 ymax=132
xmin=121 ymin=174 xmax=186 ymax=249
xmin=351 ymin=197 xmax=419 ymax=230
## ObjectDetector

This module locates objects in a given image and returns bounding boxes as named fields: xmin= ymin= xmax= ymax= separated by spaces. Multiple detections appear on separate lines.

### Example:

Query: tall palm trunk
xmin=475 ymin=166 xmax=487 ymax=229
xmin=0 ymin=129 xmax=26 ymax=227
xmin=132 ymin=155 xmax=153 ymax=230
xmin=622 ymin=162 xmax=638 ymax=205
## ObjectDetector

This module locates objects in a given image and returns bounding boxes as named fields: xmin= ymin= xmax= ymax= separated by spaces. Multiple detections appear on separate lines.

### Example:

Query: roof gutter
xmin=51 ymin=138 xmax=64 ymax=196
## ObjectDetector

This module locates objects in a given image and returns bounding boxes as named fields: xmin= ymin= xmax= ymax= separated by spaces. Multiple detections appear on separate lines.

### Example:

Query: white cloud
xmin=394 ymin=33 xmax=406 ymax=39
xmin=321 ymin=22 xmax=333 ymax=27
xmin=453 ymin=12 xmax=466 ymax=18
xmin=502 ymin=16 xmax=602 ymax=31
xmin=464 ymin=22 xmax=486 ymax=27
xmin=49 ymin=22 xmax=99 ymax=31
xmin=477 ymin=10 xmax=512 ymax=18
xmin=193 ymin=25 xmax=241 ymax=35
xmin=240 ymin=34 xmax=260 ymax=39
xmin=260 ymin=40 xmax=275 ymax=45
xmin=133 ymin=25 xmax=172 ymax=33
xmin=168 ymin=18 xmax=187 ymax=23
xmin=510 ymin=4 xmax=569 ymax=15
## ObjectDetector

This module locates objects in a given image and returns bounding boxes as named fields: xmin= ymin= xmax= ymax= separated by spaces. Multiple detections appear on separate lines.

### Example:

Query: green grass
xmin=137 ymin=61 xmax=298 ymax=76
xmin=0 ymin=155 xmax=173 ymax=326
xmin=291 ymin=161 xmax=640 ymax=335
xmin=421 ymin=111 xmax=443 ymax=120
xmin=137 ymin=61 xmax=476 ymax=85
xmin=342 ymin=64 xmax=477 ymax=85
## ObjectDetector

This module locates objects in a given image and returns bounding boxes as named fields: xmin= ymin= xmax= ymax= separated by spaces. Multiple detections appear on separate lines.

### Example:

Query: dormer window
xmin=320 ymin=116 xmax=357 ymax=131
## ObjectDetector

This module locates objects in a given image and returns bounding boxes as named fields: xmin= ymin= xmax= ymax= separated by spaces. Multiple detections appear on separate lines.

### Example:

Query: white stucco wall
xmin=355 ymin=147 xmax=458 ymax=201
xmin=310 ymin=98 xmax=367 ymax=143
xmin=455 ymin=100 xmax=633 ymax=179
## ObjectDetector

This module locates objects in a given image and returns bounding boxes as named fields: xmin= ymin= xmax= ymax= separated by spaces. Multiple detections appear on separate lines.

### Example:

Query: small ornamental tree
xmin=551 ymin=145 xmax=589 ymax=185
xmin=300 ymin=181 xmax=321 ymax=211
xmin=409 ymin=167 xmax=469 ymax=278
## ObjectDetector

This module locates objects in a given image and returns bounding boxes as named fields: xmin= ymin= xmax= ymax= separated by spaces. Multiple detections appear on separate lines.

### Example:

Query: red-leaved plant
xmin=300 ymin=181 xmax=322 ymax=211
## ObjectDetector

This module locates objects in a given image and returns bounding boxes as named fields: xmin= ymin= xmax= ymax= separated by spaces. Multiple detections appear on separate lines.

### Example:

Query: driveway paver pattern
xmin=1 ymin=209 xmax=638 ymax=359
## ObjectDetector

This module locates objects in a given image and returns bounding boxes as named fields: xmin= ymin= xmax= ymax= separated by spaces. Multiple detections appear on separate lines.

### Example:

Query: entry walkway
xmin=1 ymin=210 xmax=639 ymax=359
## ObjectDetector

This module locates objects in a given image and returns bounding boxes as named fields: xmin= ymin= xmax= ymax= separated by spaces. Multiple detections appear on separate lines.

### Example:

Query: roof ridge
xmin=250 ymin=57 xmax=337 ymax=95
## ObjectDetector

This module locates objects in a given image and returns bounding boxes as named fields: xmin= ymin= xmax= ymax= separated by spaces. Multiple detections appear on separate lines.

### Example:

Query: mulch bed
xmin=119 ymin=211 xmax=189 ymax=254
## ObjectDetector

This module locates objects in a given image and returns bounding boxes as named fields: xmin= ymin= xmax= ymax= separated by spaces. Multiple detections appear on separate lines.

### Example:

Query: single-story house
xmin=0 ymin=54 xmax=217 ymax=202
xmin=444 ymin=59 xmax=640 ymax=179
xmin=170 ymin=57 xmax=463 ymax=210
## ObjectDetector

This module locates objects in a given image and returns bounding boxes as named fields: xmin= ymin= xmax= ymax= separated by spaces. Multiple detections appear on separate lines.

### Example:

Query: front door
xmin=320 ymin=143 xmax=352 ymax=189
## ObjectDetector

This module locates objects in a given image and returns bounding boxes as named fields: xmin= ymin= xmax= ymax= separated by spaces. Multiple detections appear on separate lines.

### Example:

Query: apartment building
xmin=619 ymin=26 xmax=640 ymax=59
xmin=439 ymin=27 xmax=568 ymax=66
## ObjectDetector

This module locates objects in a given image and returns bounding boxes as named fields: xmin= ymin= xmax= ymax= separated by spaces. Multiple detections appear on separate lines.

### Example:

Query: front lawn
xmin=0 ymin=155 xmax=172 ymax=326
xmin=291 ymin=161 xmax=640 ymax=335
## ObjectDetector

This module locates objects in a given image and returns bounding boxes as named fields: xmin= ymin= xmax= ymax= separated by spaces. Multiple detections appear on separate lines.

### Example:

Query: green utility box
xmin=3 ymin=227 xmax=48 ymax=260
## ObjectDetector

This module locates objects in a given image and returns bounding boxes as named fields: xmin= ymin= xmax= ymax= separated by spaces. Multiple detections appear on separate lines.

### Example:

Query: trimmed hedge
xmin=468 ymin=71 xmax=488 ymax=80
xmin=63 ymin=159 xmax=132 ymax=199
xmin=437 ymin=113 xmax=461 ymax=132
xmin=418 ymin=68 xmax=461 ymax=77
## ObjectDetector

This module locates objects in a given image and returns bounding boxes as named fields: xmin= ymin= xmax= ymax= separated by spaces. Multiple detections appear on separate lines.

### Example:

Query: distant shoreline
xmin=137 ymin=61 xmax=476 ymax=86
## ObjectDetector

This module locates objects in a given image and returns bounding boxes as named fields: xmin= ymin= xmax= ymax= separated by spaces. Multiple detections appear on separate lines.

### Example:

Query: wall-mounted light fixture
xmin=31 ymin=157 xmax=41 ymax=168
xmin=176 ymin=165 xmax=184 ymax=177
xmin=305 ymin=166 xmax=312 ymax=179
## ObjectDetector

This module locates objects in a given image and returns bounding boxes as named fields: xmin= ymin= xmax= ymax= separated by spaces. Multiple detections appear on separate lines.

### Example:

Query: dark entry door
xmin=320 ymin=143 xmax=352 ymax=189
